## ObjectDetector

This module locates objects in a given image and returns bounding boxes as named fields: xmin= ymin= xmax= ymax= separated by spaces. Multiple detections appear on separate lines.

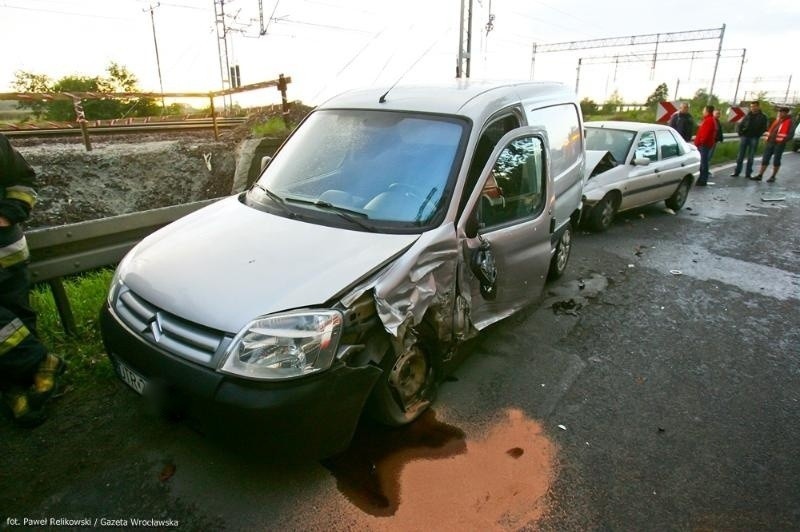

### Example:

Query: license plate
xmin=117 ymin=361 xmax=147 ymax=395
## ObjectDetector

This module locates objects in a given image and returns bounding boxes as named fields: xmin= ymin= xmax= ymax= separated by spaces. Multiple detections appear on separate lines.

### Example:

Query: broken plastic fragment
xmin=669 ymin=270 xmax=682 ymax=275
xmin=761 ymin=195 xmax=786 ymax=202
xmin=557 ymin=424 xmax=567 ymax=431
xmin=663 ymin=208 xmax=676 ymax=215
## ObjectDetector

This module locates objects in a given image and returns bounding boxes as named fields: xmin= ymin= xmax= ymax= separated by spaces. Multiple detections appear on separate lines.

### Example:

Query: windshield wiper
xmin=252 ymin=184 xmax=297 ymax=218
xmin=284 ymin=196 xmax=375 ymax=232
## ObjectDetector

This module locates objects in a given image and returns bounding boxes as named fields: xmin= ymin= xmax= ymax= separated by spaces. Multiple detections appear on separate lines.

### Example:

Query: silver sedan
xmin=582 ymin=121 xmax=700 ymax=231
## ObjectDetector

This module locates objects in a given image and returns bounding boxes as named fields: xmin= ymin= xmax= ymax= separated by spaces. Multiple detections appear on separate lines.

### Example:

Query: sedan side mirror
xmin=632 ymin=157 xmax=651 ymax=166
xmin=260 ymin=156 xmax=272 ymax=172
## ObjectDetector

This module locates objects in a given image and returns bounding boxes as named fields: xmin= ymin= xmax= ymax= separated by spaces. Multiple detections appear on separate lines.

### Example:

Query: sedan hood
xmin=120 ymin=197 xmax=420 ymax=333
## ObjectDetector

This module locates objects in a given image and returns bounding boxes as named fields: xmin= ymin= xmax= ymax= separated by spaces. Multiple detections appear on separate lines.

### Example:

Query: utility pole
xmin=732 ymin=48 xmax=746 ymax=104
xmin=145 ymin=2 xmax=166 ymax=113
xmin=456 ymin=0 xmax=473 ymax=78
xmin=707 ymin=23 xmax=725 ymax=104
xmin=785 ymin=74 xmax=793 ymax=104
xmin=213 ymin=0 xmax=233 ymax=111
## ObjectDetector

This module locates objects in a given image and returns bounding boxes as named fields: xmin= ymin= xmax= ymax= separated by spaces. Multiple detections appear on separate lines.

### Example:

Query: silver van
xmin=101 ymin=81 xmax=585 ymax=456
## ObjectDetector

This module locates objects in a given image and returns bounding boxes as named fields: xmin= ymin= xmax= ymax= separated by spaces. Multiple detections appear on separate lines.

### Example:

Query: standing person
xmin=731 ymin=101 xmax=768 ymax=178
xmin=668 ymin=102 xmax=695 ymax=142
xmin=708 ymin=109 xmax=725 ymax=157
xmin=709 ymin=108 xmax=725 ymax=170
xmin=0 ymin=133 xmax=63 ymax=427
xmin=694 ymin=105 xmax=718 ymax=187
xmin=753 ymin=107 xmax=794 ymax=182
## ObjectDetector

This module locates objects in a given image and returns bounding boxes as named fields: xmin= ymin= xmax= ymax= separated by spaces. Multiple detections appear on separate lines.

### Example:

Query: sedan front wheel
xmin=588 ymin=194 xmax=618 ymax=232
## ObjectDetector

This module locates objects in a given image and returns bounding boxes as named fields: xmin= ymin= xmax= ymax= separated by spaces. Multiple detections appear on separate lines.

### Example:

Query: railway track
xmin=0 ymin=117 xmax=246 ymax=138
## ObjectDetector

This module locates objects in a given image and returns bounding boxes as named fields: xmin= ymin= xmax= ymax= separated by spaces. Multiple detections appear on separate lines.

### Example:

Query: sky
xmin=1 ymin=0 xmax=798 ymax=110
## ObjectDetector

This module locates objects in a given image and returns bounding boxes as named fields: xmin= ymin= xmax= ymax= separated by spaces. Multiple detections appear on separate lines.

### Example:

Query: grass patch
xmin=30 ymin=269 xmax=115 ymax=387
xmin=251 ymin=116 xmax=289 ymax=137
xmin=711 ymin=139 xmax=765 ymax=166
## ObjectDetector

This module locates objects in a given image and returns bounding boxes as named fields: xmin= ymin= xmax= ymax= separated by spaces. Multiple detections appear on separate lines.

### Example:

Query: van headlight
xmin=219 ymin=310 xmax=343 ymax=381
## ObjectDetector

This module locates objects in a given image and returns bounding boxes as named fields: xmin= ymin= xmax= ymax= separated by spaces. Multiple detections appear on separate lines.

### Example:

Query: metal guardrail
xmin=27 ymin=198 xmax=218 ymax=334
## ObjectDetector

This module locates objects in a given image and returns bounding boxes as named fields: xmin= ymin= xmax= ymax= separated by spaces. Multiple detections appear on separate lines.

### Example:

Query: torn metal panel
xmin=340 ymin=224 xmax=460 ymax=339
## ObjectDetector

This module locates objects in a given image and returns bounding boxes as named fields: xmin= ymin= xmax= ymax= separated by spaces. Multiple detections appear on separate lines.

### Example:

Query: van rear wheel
xmin=665 ymin=179 xmax=691 ymax=211
xmin=547 ymin=225 xmax=572 ymax=280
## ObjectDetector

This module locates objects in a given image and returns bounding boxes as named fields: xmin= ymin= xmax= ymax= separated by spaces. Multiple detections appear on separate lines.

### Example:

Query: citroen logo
xmin=149 ymin=312 xmax=164 ymax=342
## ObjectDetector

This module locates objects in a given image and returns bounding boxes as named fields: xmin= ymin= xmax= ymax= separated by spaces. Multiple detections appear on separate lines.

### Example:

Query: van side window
xmin=527 ymin=104 xmax=582 ymax=179
xmin=459 ymin=114 xmax=521 ymax=215
xmin=478 ymin=136 xmax=545 ymax=228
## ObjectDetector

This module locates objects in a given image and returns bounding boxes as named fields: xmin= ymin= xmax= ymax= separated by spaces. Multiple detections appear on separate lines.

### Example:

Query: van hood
xmin=119 ymin=196 xmax=420 ymax=333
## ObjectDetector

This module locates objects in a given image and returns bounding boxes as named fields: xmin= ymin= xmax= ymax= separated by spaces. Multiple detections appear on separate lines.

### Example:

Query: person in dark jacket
xmin=752 ymin=107 xmax=794 ymax=182
xmin=0 ymin=133 xmax=63 ymax=427
xmin=709 ymin=108 xmax=724 ymax=163
xmin=731 ymin=101 xmax=768 ymax=177
xmin=694 ymin=105 xmax=717 ymax=186
xmin=668 ymin=102 xmax=695 ymax=142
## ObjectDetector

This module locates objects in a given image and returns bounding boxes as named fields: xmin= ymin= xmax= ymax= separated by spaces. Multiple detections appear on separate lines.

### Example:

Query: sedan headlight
xmin=219 ymin=310 xmax=343 ymax=381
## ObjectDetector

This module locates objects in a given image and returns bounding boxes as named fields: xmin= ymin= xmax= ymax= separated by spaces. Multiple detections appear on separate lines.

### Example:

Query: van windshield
xmin=247 ymin=109 xmax=467 ymax=231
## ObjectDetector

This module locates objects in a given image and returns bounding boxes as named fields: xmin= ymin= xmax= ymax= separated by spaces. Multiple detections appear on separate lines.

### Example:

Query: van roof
xmin=317 ymin=80 xmax=573 ymax=118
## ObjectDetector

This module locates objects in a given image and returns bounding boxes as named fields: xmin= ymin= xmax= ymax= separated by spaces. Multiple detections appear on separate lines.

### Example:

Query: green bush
xmin=252 ymin=116 xmax=289 ymax=137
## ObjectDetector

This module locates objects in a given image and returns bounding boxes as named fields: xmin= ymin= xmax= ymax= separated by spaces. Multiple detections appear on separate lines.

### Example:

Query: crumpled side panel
xmin=341 ymin=224 xmax=459 ymax=339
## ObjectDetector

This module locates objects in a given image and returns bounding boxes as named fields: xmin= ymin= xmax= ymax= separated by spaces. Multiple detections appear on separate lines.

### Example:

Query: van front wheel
xmin=366 ymin=341 xmax=436 ymax=426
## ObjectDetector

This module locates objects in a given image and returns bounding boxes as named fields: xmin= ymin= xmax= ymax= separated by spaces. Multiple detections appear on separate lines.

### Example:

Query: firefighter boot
xmin=28 ymin=354 xmax=65 ymax=408
xmin=2 ymin=387 xmax=46 ymax=428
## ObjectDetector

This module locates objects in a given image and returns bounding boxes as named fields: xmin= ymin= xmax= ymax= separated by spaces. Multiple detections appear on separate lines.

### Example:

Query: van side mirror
xmin=465 ymin=209 xmax=480 ymax=239
xmin=260 ymin=156 xmax=272 ymax=172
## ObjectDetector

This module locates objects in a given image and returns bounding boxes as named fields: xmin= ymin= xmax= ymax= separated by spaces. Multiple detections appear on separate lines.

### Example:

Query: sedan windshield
xmin=585 ymin=128 xmax=636 ymax=164
xmin=247 ymin=109 xmax=467 ymax=230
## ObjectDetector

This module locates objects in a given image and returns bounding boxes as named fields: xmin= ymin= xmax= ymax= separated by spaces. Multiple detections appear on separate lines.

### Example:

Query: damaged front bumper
xmin=100 ymin=305 xmax=381 ymax=458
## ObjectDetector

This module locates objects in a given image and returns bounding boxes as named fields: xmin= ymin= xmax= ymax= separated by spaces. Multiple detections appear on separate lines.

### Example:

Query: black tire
xmin=588 ymin=194 xmax=618 ymax=232
xmin=365 ymin=337 xmax=437 ymax=426
xmin=665 ymin=178 xmax=691 ymax=211
xmin=547 ymin=224 xmax=572 ymax=281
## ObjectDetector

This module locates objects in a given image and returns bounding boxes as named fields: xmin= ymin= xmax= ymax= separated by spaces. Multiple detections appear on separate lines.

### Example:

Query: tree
xmin=12 ymin=63 xmax=161 ymax=121
xmin=580 ymin=98 xmax=598 ymax=117
xmin=12 ymin=71 xmax=52 ymax=118
xmin=645 ymin=83 xmax=670 ymax=110
xmin=689 ymin=89 xmax=720 ymax=112
xmin=601 ymin=90 xmax=623 ymax=114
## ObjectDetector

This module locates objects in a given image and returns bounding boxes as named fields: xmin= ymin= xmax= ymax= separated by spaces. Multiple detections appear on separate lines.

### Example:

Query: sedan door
xmin=620 ymin=130 xmax=663 ymax=209
xmin=457 ymin=127 xmax=554 ymax=330
xmin=653 ymin=129 xmax=689 ymax=199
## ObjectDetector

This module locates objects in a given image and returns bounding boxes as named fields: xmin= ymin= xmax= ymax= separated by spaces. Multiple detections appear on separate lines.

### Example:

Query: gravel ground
xmin=15 ymin=132 xmax=239 ymax=229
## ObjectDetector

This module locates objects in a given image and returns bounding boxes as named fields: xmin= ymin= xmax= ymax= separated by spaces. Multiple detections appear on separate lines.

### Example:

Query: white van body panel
xmin=120 ymin=197 xmax=418 ymax=333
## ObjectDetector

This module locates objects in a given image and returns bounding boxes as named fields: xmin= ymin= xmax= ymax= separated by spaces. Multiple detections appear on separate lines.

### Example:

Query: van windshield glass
xmin=249 ymin=110 xmax=466 ymax=228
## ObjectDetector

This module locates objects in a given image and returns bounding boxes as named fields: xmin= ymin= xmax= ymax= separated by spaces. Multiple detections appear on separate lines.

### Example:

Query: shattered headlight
xmin=219 ymin=310 xmax=343 ymax=381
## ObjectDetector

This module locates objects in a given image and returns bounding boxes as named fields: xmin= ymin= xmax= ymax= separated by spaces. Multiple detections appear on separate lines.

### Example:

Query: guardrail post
xmin=278 ymin=74 xmax=290 ymax=128
xmin=72 ymin=98 xmax=93 ymax=152
xmin=210 ymin=95 xmax=219 ymax=141
xmin=47 ymin=278 xmax=78 ymax=336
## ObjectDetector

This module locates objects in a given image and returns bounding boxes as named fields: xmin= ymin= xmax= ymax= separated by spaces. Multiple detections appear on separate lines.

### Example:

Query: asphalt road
xmin=2 ymin=152 xmax=798 ymax=531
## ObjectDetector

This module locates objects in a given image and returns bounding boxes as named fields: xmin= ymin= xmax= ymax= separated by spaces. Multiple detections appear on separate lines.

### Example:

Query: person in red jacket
xmin=752 ymin=107 xmax=794 ymax=182
xmin=694 ymin=105 xmax=718 ymax=186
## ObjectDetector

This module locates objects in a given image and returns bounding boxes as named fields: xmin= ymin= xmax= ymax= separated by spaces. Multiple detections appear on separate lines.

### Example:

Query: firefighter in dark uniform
xmin=0 ymin=133 xmax=63 ymax=427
